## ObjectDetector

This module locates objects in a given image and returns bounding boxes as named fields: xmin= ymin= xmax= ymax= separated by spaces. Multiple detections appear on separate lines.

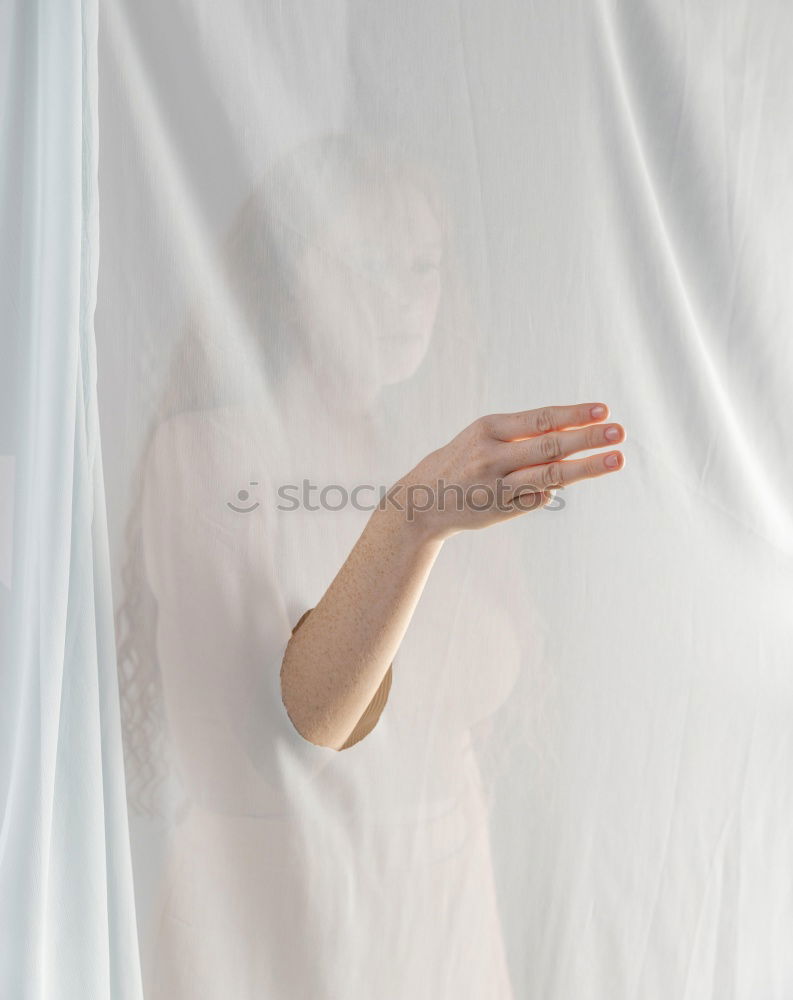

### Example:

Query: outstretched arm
xmin=281 ymin=400 xmax=625 ymax=750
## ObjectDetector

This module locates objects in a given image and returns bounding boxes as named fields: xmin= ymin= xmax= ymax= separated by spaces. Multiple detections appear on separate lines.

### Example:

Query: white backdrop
xmin=93 ymin=1 xmax=793 ymax=997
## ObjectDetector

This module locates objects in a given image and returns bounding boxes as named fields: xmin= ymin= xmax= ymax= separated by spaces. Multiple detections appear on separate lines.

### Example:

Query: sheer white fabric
xmin=0 ymin=0 xmax=142 ymax=996
xmin=94 ymin=2 xmax=793 ymax=998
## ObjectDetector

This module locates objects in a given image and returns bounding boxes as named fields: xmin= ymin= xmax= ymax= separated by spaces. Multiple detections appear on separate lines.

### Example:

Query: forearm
xmin=279 ymin=499 xmax=445 ymax=750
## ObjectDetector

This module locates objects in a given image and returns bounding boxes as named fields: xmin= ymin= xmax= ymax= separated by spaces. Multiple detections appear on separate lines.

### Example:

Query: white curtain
xmin=4 ymin=1 xmax=793 ymax=997
xmin=0 ymin=0 xmax=142 ymax=997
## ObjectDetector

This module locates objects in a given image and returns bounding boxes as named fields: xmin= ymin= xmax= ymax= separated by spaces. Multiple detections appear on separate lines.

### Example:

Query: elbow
xmin=280 ymin=643 xmax=392 ymax=752
xmin=283 ymin=709 xmax=347 ymax=752
xmin=280 ymin=659 xmax=345 ymax=751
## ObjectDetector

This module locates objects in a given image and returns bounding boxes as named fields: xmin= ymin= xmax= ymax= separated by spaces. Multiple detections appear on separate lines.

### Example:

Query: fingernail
xmin=605 ymin=426 xmax=620 ymax=441
xmin=604 ymin=453 xmax=620 ymax=468
xmin=591 ymin=405 xmax=606 ymax=418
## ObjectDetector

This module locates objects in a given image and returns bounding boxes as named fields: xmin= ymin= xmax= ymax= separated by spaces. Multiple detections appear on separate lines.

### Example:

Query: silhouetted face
xmin=291 ymin=180 xmax=443 ymax=408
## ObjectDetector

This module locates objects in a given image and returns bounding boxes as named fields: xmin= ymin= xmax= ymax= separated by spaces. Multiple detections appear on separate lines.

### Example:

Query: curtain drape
xmin=3 ymin=1 xmax=793 ymax=998
xmin=0 ymin=0 xmax=142 ymax=996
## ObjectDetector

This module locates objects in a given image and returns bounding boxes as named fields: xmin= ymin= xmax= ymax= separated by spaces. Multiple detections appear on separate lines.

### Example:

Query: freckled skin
xmin=280 ymin=402 xmax=625 ymax=750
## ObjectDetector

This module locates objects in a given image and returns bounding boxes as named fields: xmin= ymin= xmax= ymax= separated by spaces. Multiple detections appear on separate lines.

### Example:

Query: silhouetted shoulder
xmin=141 ymin=404 xmax=279 ymax=598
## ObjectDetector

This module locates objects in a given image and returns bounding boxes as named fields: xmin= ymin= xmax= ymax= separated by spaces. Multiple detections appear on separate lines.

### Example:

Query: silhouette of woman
xmin=116 ymin=131 xmax=623 ymax=998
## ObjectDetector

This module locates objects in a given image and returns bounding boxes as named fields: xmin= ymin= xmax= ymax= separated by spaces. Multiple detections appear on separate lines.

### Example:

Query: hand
xmin=386 ymin=402 xmax=626 ymax=542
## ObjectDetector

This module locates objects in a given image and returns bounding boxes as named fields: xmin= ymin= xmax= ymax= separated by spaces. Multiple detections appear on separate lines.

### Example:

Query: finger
xmin=496 ymin=422 xmax=625 ymax=476
xmin=503 ymin=449 xmax=625 ymax=495
xmin=485 ymin=403 xmax=610 ymax=442
xmin=507 ymin=490 xmax=549 ymax=514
